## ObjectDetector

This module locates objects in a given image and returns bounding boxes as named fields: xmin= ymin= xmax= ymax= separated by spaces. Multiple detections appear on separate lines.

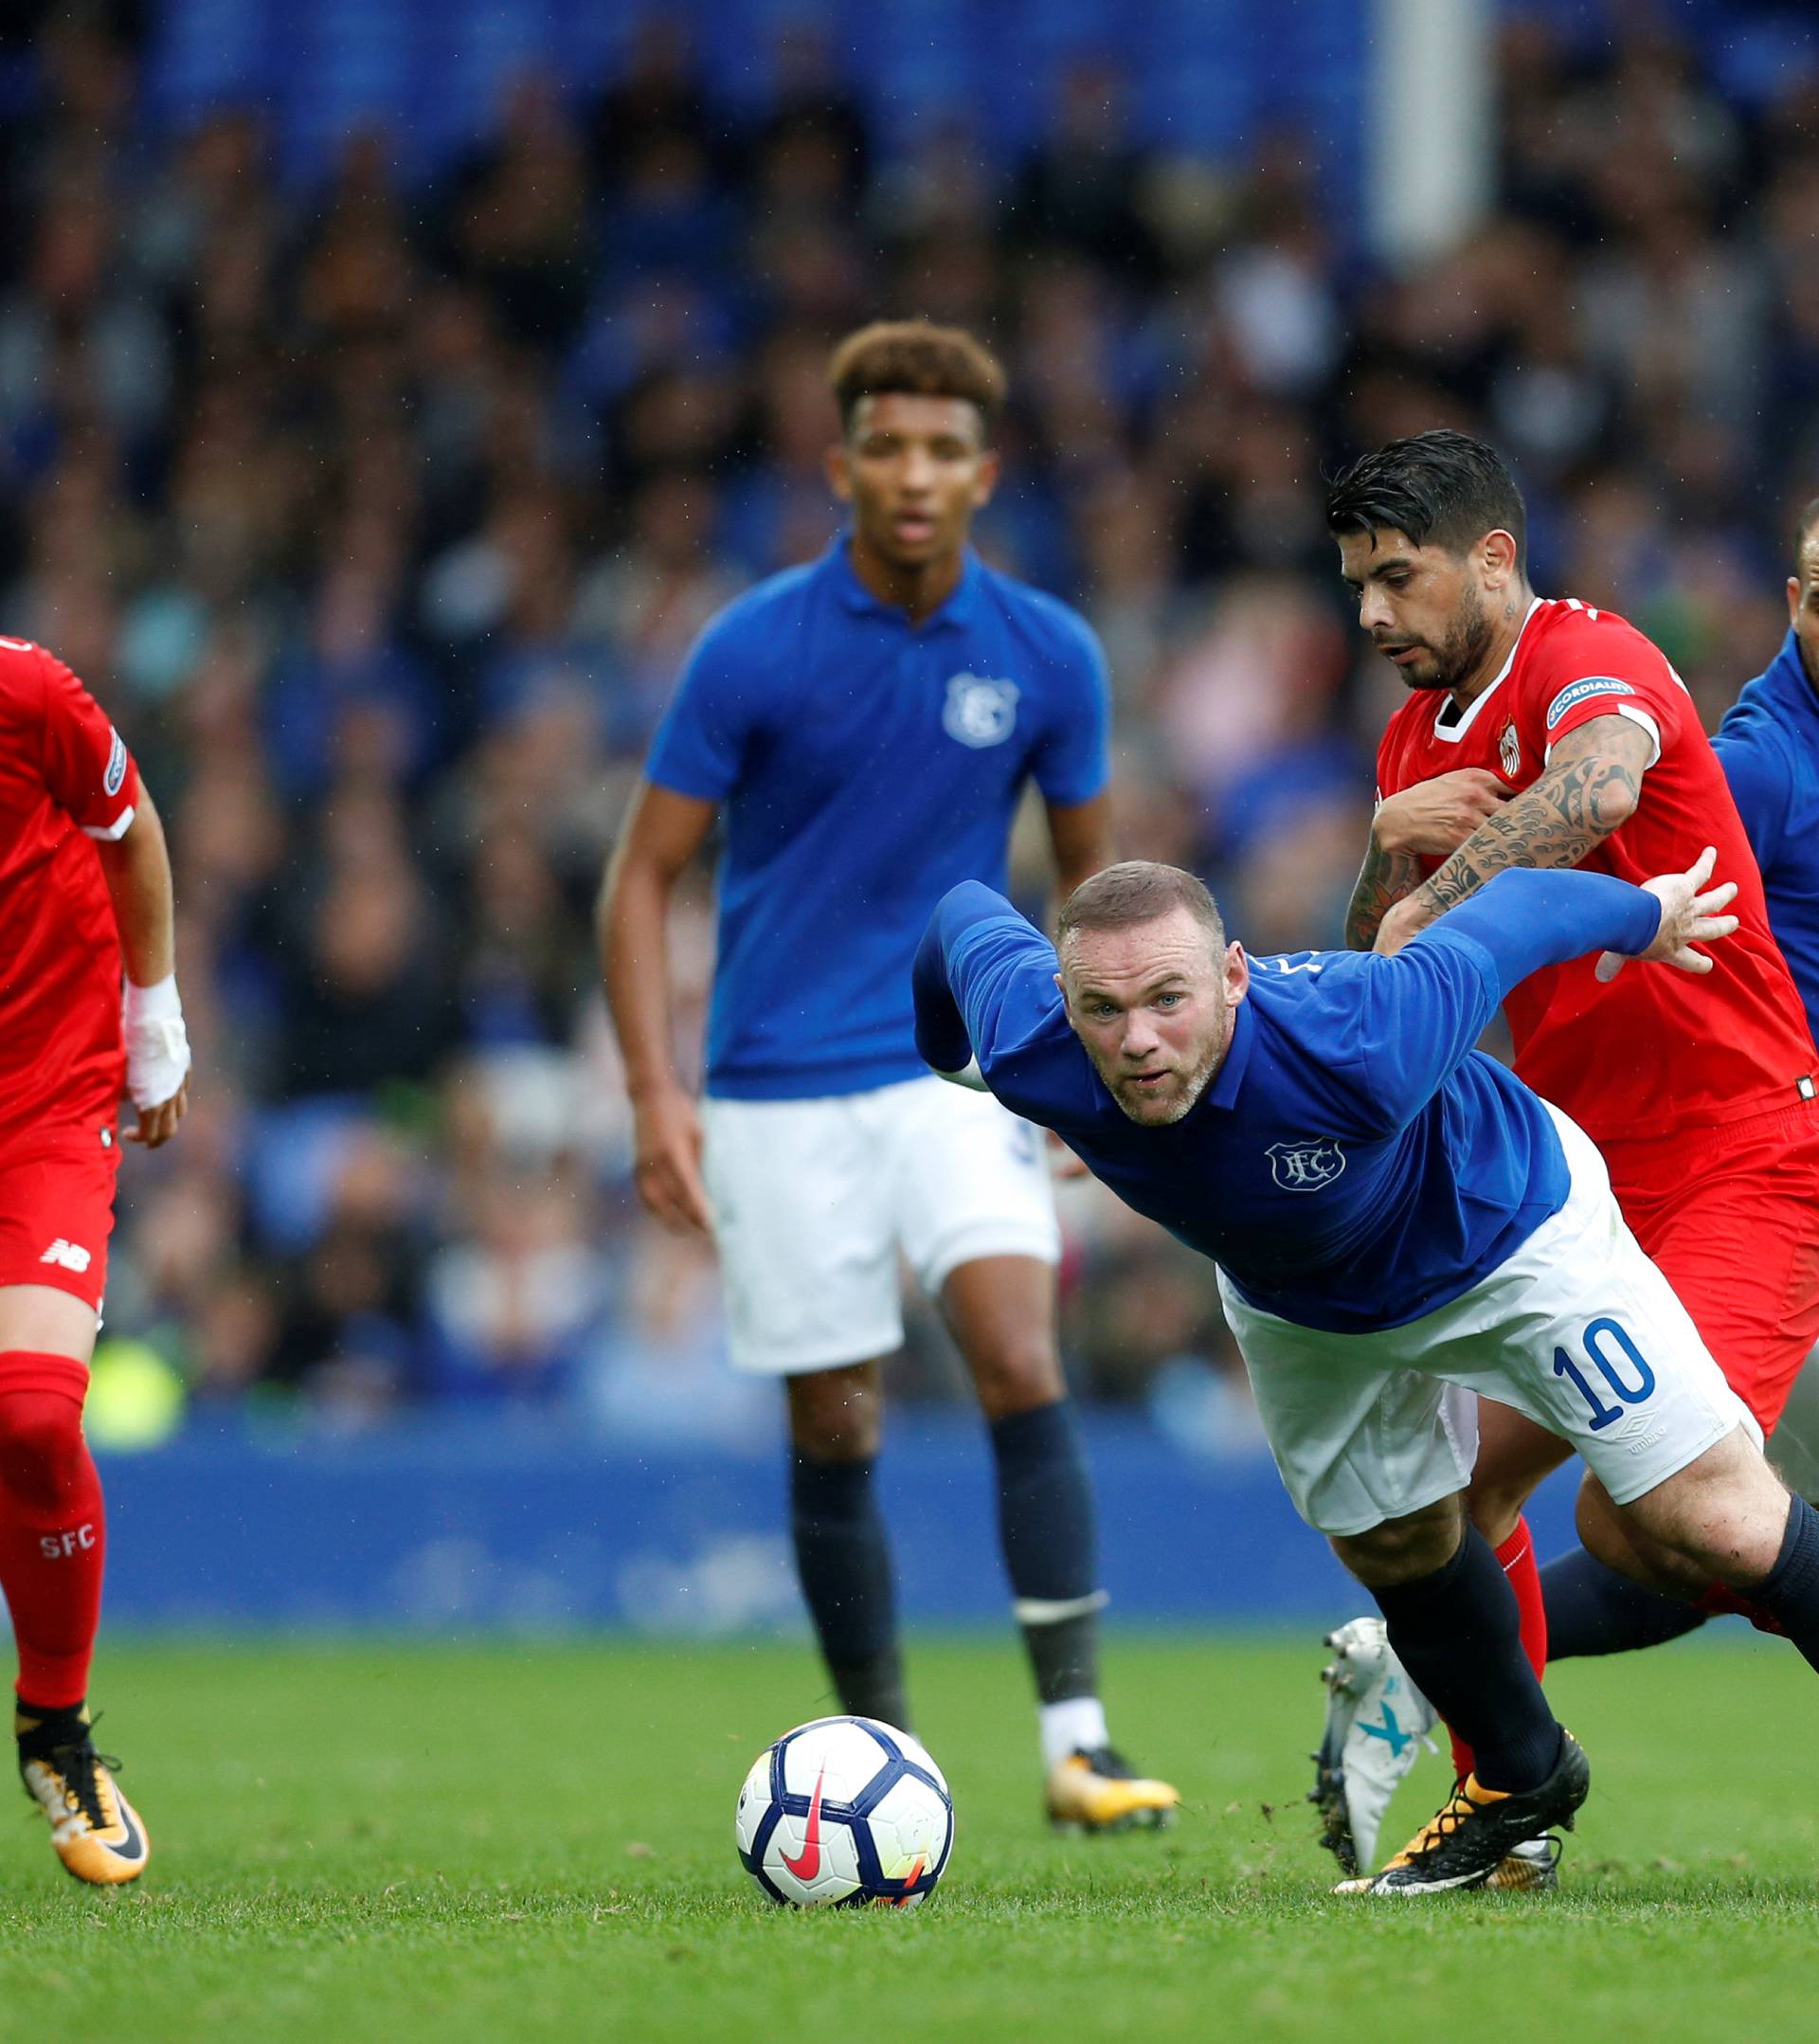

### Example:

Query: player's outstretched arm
xmin=912 ymin=881 xmax=1089 ymax=1131
xmin=1594 ymin=845 xmax=1739 ymax=982
xmin=1376 ymin=714 xmax=1655 ymax=955
xmin=95 ymin=791 xmax=191 ymax=1148
xmin=598 ymin=780 xmax=718 ymax=1235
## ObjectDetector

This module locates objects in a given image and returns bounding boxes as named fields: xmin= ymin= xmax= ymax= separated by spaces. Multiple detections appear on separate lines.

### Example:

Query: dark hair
xmin=1056 ymin=861 xmax=1225 ymax=956
xmin=1795 ymin=497 xmax=1819 ymax=568
xmin=828 ymin=321 xmax=1006 ymax=437
xmin=1325 ymin=429 xmax=1528 ymax=575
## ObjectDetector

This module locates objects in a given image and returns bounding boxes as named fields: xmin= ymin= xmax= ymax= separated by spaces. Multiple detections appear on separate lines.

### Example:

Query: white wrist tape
xmin=122 ymin=974 xmax=192 ymax=1112
xmin=931 ymin=1058 xmax=989 ymax=1093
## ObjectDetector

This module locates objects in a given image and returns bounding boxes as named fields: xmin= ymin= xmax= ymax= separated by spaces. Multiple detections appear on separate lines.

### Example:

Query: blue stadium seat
xmin=139 ymin=0 xmax=1800 ymax=191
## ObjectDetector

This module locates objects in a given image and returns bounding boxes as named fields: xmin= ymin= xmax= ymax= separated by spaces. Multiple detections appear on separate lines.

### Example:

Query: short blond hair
xmin=1056 ymin=862 xmax=1225 ymax=957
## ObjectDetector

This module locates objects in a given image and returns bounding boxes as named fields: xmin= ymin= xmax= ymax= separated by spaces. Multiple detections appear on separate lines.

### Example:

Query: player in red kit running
xmin=0 ymin=637 xmax=190 ymax=1885
xmin=1306 ymin=432 xmax=1819 ymax=1888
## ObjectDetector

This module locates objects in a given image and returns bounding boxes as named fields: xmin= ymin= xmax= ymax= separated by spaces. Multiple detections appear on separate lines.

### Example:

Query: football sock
xmin=15 ymin=1696 xmax=87 ymax=1746
xmin=1369 ymin=1522 xmax=1562 ymax=1795
xmin=1540 ymin=1547 xmax=1709 ymax=1658
xmin=1750 ymin=1492 xmax=1819 ymax=1671
xmin=0 ymin=1353 xmax=105 ymax=1712
xmin=1696 ymin=1581 xmax=1785 ymax=1636
xmin=789 ymin=1451 xmax=908 ymax=1729
xmin=988 ymin=1401 xmax=1107 ymax=1709
xmin=1447 ymin=1518 xmax=1548 ymax=1780
xmin=1038 ymin=1694 xmax=1109 ymax=1771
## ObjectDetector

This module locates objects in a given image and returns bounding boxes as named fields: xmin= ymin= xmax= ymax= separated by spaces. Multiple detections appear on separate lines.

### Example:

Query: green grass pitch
xmin=0 ymin=1634 xmax=1811 ymax=2043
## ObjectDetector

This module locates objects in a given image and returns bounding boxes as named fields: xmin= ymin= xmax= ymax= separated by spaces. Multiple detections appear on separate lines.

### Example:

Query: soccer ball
xmin=735 ymin=1715 xmax=954 ymax=1908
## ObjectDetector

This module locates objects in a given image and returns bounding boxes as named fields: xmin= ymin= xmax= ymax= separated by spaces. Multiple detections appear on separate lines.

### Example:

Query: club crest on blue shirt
xmin=1267 ymin=1138 xmax=1347 ymax=1191
xmin=943 ymin=673 xmax=1020 ymax=748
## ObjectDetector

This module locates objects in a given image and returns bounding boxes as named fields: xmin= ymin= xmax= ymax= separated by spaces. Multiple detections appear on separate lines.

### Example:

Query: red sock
xmin=1448 ymin=1518 xmax=1547 ymax=1782
xmin=0 ymin=1352 xmax=104 ymax=1711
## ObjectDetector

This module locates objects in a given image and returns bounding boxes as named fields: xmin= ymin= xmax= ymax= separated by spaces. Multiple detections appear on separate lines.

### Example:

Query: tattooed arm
xmin=1345 ymin=833 xmax=1425 ymax=950
xmin=1344 ymin=769 xmax=1512 ymax=950
xmin=1374 ymin=714 xmax=1655 ymax=955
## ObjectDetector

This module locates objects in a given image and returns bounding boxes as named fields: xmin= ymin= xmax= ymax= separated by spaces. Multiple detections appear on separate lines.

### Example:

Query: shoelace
xmin=1396 ymin=1781 xmax=1485 ymax=1865
xmin=47 ymin=1740 xmax=122 ymax=1830
xmin=21 ymin=1713 xmax=120 ymax=1831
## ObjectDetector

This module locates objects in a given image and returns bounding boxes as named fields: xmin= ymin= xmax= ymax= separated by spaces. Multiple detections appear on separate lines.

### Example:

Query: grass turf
xmin=0 ymin=1635 xmax=1810 ymax=2043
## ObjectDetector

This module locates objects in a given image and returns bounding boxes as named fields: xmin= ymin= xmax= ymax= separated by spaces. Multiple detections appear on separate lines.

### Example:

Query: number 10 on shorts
xmin=1554 ymin=1316 xmax=1659 ymax=1432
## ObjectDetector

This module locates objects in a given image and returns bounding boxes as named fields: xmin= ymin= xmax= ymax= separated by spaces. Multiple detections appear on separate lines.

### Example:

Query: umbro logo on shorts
xmin=40 ymin=1239 xmax=92 ymax=1273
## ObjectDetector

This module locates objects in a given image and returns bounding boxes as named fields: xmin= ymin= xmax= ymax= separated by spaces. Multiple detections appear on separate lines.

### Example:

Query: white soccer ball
xmin=735 ymin=1714 xmax=954 ymax=1908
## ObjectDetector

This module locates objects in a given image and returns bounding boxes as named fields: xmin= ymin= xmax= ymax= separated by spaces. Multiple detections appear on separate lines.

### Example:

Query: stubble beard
xmin=1403 ymin=581 xmax=1495 ymax=695
xmin=1104 ymin=1009 xmax=1228 ymax=1127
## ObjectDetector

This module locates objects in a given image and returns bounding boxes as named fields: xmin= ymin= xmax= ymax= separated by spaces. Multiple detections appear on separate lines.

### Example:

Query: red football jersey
xmin=0 ymin=640 xmax=140 ymax=1131
xmin=1376 ymin=596 xmax=1816 ymax=1146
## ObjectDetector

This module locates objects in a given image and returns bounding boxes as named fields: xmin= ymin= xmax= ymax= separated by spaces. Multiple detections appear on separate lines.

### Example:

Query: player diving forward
xmin=1311 ymin=432 xmax=1819 ymax=1882
xmin=912 ymin=854 xmax=1819 ymax=1894
xmin=601 ymin=321 xmax=1177 ymax=1828
xmin=0 ymin=639 xmax=190 ymax=1883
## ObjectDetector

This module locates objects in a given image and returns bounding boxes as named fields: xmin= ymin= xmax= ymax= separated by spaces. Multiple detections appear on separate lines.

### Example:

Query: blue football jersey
xmin=1714 ymin=630 xmax=1819 ymax=1052
xmin=646 ymin=537 xmax=1110 ymax=1099
xmin=913 ymin=870 xmax=1663 ymax=1333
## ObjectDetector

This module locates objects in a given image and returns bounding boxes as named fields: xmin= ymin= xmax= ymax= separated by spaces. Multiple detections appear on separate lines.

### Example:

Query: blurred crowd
xmin=7 ymin=9 xmax=1816 ymax=1441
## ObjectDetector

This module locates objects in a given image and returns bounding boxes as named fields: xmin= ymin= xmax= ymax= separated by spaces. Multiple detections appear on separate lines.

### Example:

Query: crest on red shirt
xmin=1498 ymin=719 xmax=1522 ymax=780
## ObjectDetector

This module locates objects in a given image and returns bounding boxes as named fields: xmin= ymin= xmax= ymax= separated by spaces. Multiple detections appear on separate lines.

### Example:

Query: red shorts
xmin=0 ymin=1120 xmax=119 ymax=1313
xmin=1601 ymin=1096 xmax=1819 ymax=1433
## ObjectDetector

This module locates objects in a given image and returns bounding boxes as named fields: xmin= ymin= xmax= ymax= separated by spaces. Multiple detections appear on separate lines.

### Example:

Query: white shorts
xmin=700 ymin=1076 xmax=1060 ymax=1376
xmin=1217 ymin=1106 xmax=1760 ymax=1537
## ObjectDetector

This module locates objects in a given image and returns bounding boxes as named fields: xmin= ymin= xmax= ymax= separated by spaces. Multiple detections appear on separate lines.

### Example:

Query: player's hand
xmin=631 ymin=1085 xmax=712 ymax=1235
xmin=1048 ymin=1131 xmax=1090 ymax=1180
xmin=1374 ymin=770 xmax=1511 ymax=859
xmin=1373 ymin=894 xmax=1428 ymax=957
xmin=1595 ymin=845 xmax=1739 ymax=982
xmin=124 ymin=1080 xmax=188 ymax=1149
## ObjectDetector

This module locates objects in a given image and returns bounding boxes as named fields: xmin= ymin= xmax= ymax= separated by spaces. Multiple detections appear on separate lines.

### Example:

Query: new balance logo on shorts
xmin=40 ymin=1239 xmax=91 ymax=1273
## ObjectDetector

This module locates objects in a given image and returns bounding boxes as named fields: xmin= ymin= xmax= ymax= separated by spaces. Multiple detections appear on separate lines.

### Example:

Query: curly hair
xmin=827 ymin=321 xmax=1006 ymax=437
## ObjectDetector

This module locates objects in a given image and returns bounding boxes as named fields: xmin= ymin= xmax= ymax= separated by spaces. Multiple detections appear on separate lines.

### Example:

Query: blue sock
xmin=1755 ymin=1492 xmax=1819 ymax=1671
xmin=990 ymin=1401 xmax=1105 ymax=1706
xmin=1540 ymin=1547 xmax=1708 ymax=1658
xmin=1369 ymin=1524 xmax=1563 ymax=1793
xmin=789 ymin=1452 xmax=907 ymax=1727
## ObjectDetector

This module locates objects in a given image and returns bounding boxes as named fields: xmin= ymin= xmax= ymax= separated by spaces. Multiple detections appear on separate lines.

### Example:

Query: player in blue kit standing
xmin=1714 ymin=497 xmax=1819 ymax=1046
xmin=1536 ymin=494 xmax=1819 ymax=1655
xmin=600 ymin=322 xmax=1178 ymax=1829
xmin=912 ymin=853 xmax=1819 ymax=1891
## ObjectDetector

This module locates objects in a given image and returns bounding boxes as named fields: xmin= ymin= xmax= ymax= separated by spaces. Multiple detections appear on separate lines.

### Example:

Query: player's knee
xmin=966 ymin=1339 xmax=1063 ymax=1421
xmin=786 ymin=1375 xmax=883 ymax=1460
xmin=1331 ymin=1497 xmax=1464 ymax=1588
xmin=1620 ymin=1431 xmax=1791 ymax=1586
xmin=1466 ymin=1480 xmax=1530 ymax=1550
xmin=0 ymin=1388 xmax=87 ymax=1508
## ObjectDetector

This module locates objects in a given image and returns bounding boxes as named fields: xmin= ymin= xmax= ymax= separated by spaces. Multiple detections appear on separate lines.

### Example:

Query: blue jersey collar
xmin=828 ymin=533 xmax=982 ymax=630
